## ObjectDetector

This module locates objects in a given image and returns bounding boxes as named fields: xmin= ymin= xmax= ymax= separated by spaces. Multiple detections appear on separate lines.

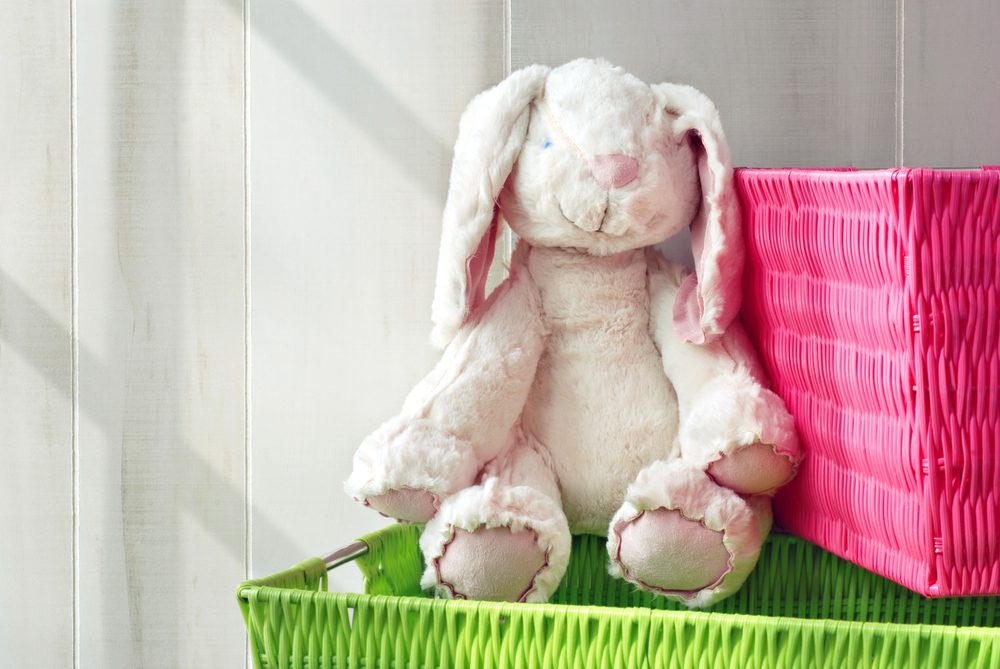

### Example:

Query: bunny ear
xmin=430 ymin=64 xmax=550 ymax=349
xmin=654 ymin=83 xmax=743 ymax=345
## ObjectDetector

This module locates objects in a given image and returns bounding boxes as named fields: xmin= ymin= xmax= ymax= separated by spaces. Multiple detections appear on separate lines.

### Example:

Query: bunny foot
xmin=345 ymin=416 xmax=479 ymax=522
xmin=421 ymin=478 xmax=571 ymax=603
xmin=611 ymin=508 xmax=730 ymax=594
xmin=608 ymin=459 xmax=771 ymax=608
xmin=435 ymin=526 xmax=547 ymax=601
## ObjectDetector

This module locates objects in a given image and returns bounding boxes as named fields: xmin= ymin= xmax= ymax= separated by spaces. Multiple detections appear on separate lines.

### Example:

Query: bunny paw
xmin=364 ymin=488 xmax=441 ymax=523
xmin=345 ymin=416 xmax=479 ymax=522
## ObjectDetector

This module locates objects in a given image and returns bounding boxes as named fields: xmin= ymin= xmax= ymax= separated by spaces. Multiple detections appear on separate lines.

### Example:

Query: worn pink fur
xmin=346 ymin=59 xmax=800 ymax=608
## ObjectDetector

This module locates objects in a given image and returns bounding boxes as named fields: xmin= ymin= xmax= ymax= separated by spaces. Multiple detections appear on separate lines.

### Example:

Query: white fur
xmin=407 ymin=266 xmax=548 ymax=462
xmin=348 ymin=59 xmax=799 ymax=608
xmin=500 ymin=61 xmax=701 ymax=258
xmin=521 ymin=245 xmax=680 ymax=533
xmin=679 ymin=373 xmax=800 ymax=472
xmin=647 ymin=253 xmax=802 ymax=471
xmin=431 ymin=65 xmax=550 ymax=349
xmin=344 ymin=415 xmax=479 ymax=500
xmin=653 ymin=83 xmax=744 ymax=342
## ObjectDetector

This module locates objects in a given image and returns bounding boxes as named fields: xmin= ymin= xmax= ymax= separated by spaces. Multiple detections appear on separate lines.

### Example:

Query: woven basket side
xmin=333 ymin=597 xmax=1000 ymax=669
xmin=356 ymin=522 xmax=425 ymax=597
xmin=245 ymin=588 xmax=1000 ymax=669
xmin=237 ymin=528 xmax=1000 ymax=669
xmin=905 ymin=168 xmax=1000 ymax=596
xmin=238 ymin=527 xmax=1000 ymax=669
xmin=235 ymin=558 xmax=329 ymax=669
xmin=737 ymin=169 xmax=931 ymax=590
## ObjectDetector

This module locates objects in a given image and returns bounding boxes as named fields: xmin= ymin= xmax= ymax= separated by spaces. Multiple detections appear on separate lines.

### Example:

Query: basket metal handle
xmin=321 ymin=540 xmax=368 ymax=571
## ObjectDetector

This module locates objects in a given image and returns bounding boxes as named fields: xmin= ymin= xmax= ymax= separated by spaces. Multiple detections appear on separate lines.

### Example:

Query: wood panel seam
xmin=502 ymin=0 xmax=514 ymax=265
xmin=896 ymin=0 xmax=905 ymax=166
xmin=242 ymin=1 xmax=253 ymax=666
xmin=69 ymin=0 xmax=80 ymax=667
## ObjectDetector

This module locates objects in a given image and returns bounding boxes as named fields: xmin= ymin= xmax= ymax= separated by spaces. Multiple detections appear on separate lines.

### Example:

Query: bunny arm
xmin=345 ymin=263 xmax=549 ymax=519
xmin=645 ymin=250 xmax=800 ymax=495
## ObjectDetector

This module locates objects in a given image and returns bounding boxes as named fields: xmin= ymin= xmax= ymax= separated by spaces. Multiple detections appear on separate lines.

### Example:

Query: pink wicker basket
xmin=737 ymin=167 xmax=1000 ymax=597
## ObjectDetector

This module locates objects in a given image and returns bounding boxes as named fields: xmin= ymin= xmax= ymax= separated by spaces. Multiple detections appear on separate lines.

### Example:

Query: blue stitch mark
xmin=543 ymin=138 xmax=553 ymax=149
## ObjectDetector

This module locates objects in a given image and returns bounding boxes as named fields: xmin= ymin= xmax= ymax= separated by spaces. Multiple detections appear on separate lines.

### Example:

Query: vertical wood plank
xmin=903 ymin=0 xmax=1000 ymax=166
xmin=248 ymin=0 xmax=504 ymax=590
xmin=511 ymin=0 xmax=898 ymax=169
xmin=76 ymin=1 xmax=247 ymax=666
xmin=0 ymin=3 xmax=74 ymax=667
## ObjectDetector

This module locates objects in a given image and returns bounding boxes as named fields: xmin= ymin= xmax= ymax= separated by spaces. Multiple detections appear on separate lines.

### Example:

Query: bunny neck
xmin=520 ymin=245 xmax=651 ymax=326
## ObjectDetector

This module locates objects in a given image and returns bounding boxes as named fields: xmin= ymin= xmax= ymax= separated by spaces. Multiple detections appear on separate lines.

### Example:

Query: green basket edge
xmin=236 ymin=524 xmax=1000 ymax=633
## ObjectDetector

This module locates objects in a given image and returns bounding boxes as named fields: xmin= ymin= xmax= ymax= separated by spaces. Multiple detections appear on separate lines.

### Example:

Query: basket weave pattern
xmin=738 ymin=167 xmax=1000 ymax=597
xmin=237 ymin=525 xmax=999 ymax=668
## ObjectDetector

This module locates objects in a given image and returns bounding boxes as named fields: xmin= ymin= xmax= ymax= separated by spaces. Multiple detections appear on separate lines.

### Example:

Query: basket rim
xmin=236 ymin=581 xmax=1000 ymax=635
xmin=236 ymin=529 xmax=1000 ymax=634
xmin=734 ymin=166 xmax=996 ymax=173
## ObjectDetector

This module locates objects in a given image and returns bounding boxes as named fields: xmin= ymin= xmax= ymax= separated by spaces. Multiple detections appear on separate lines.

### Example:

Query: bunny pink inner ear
xmin=464 ymin=213 xmax=499 ymax=319
xmin=678 ymin=125 xmax=743 ymax=344
xmin=672 ymin=272 xmax=707 ymax=345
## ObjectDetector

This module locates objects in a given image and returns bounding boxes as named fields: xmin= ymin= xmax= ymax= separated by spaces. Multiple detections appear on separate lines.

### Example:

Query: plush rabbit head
xmin=431 ymin=58 xmax=742 ymax=349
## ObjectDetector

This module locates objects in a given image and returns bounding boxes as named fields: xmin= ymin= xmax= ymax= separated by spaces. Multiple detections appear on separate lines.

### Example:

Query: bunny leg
xmin=647 ymin=253 xmax=800 ymax=496
xmin=345 ymin=270 xmax=548 ymax=522
xmin=608 ymin=459 xmax=771 ymax=608
xmin=421 ymin=432 xmax=570 ymax=603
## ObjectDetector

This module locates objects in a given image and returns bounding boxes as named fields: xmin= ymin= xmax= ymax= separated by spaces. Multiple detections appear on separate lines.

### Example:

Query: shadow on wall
xmin=235 ymin=0 xmax=451 ymax=196
xmin=237 ymin=0 xmax=696 ymax=269
xmin=0 ymin=268 xmax=298 ymax=666
xmin=1 ymin=2 xmax=489 ymax=660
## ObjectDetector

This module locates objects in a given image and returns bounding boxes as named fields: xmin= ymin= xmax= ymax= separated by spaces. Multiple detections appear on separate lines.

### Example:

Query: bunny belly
xmin=521 ymin=332 xmax=680 ymax=535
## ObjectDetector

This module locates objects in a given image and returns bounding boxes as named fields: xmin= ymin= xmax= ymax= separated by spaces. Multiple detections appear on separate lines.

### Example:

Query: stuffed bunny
xmin=346 ymin=58 xmax=800 ymax=608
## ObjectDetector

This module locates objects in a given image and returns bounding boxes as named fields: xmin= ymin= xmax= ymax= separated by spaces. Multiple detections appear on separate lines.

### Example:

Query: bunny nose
xmin=590 ymin=154 xmax=638 ymax=189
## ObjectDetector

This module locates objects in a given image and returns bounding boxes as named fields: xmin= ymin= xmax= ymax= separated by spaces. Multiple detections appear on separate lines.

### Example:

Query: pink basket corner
xmin=736 ymin=167 xmax=1000 ymax=597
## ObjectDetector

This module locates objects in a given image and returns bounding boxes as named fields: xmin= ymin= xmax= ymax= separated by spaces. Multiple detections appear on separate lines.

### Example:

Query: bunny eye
xmin=542 ymin=138 xmax=554 ymax=149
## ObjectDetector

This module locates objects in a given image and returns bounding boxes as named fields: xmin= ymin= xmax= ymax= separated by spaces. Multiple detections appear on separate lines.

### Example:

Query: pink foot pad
xmin=614 ymin=508 xmax=731 ymax=595
xmin=436 ymin=526 xmax=547 ymax=602
xmin=707 ymin=443 xmax=795 ymax=495
xmin=365 ymin=488 xmax=440 ymax=523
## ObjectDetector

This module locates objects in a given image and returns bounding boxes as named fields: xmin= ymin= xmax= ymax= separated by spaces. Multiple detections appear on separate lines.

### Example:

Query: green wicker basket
xmin=237 ymin=524 xmax=999 ymax=668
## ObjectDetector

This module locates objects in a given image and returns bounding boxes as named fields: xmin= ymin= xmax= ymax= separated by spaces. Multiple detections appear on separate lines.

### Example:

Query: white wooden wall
xmin=248 ymin=0 xmax=504 ymax=587
xmin=0 ymin=2 xmax=74 ymax=668
xmin=2 ymin=1 xmax=998 ymax=666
